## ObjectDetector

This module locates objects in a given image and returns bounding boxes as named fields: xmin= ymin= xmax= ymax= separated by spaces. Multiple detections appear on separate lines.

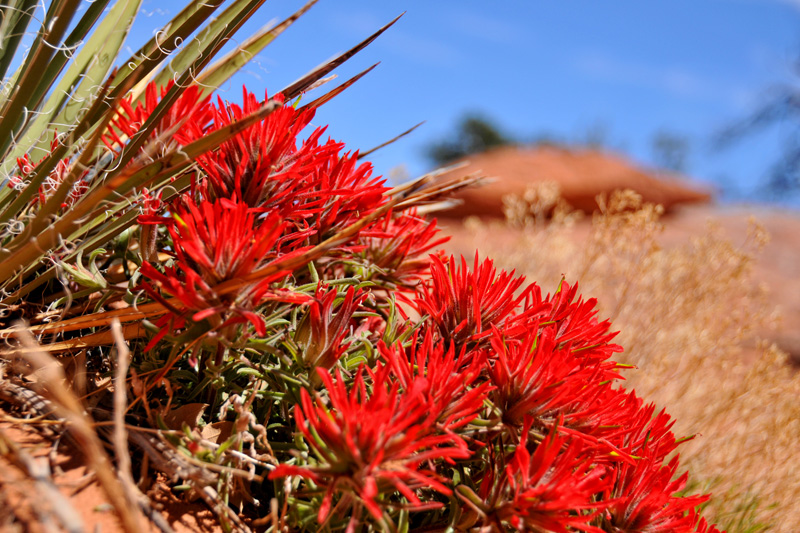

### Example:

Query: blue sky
xmin=135 ymin=0 xmax=800 ymax=204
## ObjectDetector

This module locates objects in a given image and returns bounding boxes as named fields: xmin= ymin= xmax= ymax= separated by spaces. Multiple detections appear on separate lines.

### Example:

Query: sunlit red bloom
xmin=269 ymin=367 xmax=471 ymax=524
xmin=139 ymin=197 xmax=309 ymax=345
xmin=360 ymin=210 xmax=448 ymax=294
xmin=485 ymin=418 xmax=611 ymax=533
xmin=294 ymin=284 xmax=367 ymax=372
xmin=102 ymin=81 xmax=212 ymax=155
xmin=294 ymin=145 xmax=388 ymax=243
xmin=537 ymin=280 xmax=623 ymax=363
xmin=487 ymin=325 xmax=622 ymax=430
xmin=379 ymin=329 xmax=490 ymax=431
xmin=190 ymin=87 xmax=319 ymax=208
xmin=584 ymin=392 xmax=708 ymax=532
xmin=187 ymin=87 xmax=391 ymax=249
xmin=13 ymin=137 xmax=89 ymax=210
xmin=415 ymin=254 xmax=542 ymax=346
xmin=601 ymin=452 xmax=710 ymax=533
xmin=612 ymin=396 xmax=683 ymax=462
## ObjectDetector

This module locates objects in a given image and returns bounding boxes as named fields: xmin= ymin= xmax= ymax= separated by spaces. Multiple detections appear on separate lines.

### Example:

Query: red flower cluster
xmin=131 ymin=84 xmax=440 ymax=349
xmin=125 ymin=81 xmax=722 ymax=532
xmin=379 ymin=330 xmax=490 ymax=431
xmin=270 ymin=366 xmax=474 ymax=525
xmin=270 ymin=253 xmax=722 ymax=532
xmin=494 ymin=418 xmax=611 ymax=533
xmin=414 ymin=253 xmax=544 ymax=345
xmin=139 ymin=198 xmax=308 ymax=347
xmin=12 ymin=136 xmax=89 ymax=211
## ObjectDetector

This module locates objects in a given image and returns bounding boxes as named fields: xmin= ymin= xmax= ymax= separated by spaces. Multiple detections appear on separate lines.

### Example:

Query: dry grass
xmin=465 ymin=185 xmax=796 ymax=532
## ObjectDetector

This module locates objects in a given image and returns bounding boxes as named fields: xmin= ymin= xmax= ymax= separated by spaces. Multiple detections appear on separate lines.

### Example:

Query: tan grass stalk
xmin=11 ymin=324 xmax=145 ymax=533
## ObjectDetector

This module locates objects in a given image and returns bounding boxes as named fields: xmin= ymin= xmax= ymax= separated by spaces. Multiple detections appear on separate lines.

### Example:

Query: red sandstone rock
xmin=437 ymin=145 xmax=712 ymax=218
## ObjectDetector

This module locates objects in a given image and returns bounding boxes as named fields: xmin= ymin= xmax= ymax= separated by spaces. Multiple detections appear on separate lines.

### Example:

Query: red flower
xmin=484 ymin=417 xmax=611 ymax=533
xmin=601 ymin=452 xmax=710 ymax=533
xmin=487 ymin=325 xmax=622 ymax=429
xmin=139 ymin=197 xmax=308 ymax=345
xmin=191 ymin=87 xmax=320 ymax=208
xmin=103 ymin=81 xmax=212 ymax=155
xmin=294 ymin=284 xmax=367 ymax=372
xmin=13 ymin=136 xmax=89 ymax=210
xmin=414 ymin=254 xmax=543 ymax=346
xmin=269 ymin=367 xmax=471 ymax=524
xmin=294 ymin=144 xmax=388 ymax=243
xmin=538 ymin=280 xmax=623 ymax=364
xmin=360 ymin=210 xmax=448 ymax=295
xmin=379 ymin=329 xmax=491 ymax=431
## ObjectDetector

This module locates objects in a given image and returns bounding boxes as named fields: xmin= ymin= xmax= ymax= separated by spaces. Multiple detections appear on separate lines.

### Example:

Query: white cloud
xmin=572 ymin=51 xmax=753 ymax=108
xmin=772 ymin=0 xmax=800 ymax=9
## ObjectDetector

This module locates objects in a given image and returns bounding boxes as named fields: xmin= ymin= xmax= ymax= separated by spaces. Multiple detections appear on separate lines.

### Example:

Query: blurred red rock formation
xmin=437 ymin=146 xmax=712 ymax=218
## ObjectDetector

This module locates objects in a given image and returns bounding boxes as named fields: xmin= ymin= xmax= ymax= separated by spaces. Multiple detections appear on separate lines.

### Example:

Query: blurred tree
xmin=581 ymin=120 xmax=611 ymax=149
xmin=715 ymin=74 xmax=800 ymax=194
xmin=651 ymin=130 xmax=690 ymax=173
xmin=428 ymin=114 xmax=515 ymax=165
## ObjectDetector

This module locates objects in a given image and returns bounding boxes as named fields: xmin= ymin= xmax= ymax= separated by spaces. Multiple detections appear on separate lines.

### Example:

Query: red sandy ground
xmin=0 ymin=419 xmax=226 ymax=532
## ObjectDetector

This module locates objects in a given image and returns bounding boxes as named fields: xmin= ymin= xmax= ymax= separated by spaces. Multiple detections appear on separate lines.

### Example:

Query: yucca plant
xmin=0 ymin=1 xmax=727 ymax=532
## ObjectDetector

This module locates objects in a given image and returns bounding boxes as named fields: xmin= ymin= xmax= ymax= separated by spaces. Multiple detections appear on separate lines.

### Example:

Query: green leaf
xmin=16 ymin=0 xmax=138 ymax=165
xmin=0 ymin=0 xmax=38 ymax=81
xmin=148 ymin=0 xmax=269 ymax=94
xmin=0 ymin=0 xmax=83 ymax=160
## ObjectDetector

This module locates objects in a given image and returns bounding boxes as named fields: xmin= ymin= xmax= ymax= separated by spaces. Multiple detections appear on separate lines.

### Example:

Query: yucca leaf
xmin=23 ymin=0 xmax=112 ymax=119
xmin=195 ymin=0 xmax=320 ymax=92
xmin=295 ymin=62 xmax=379 ymax=114
xmin=1 ymin=298 xmax=168 ymax=337
xmin=280 ymin=13 xmax=403 ymax=100
xmin=7 ymin=322 xmax=147 ymax=353
xmin=21 ymin=77 xmax=118 ymax=241
xmin=0 ymin=67 xmax=121 ymax=229
xmin=358 ymin=121 xmax=425 ymax=160
xmin=13 ymin=0 xmax=138 ymax=167
xmin=0 ymin=0 xmax=83 ymax=160
xmin=148 ymin=0 xmax=268 ymax=94
xmin=1 ymin=204 xmax=146 ymax=306
xmin=0 ymin=0 xmax=38 ymax=81
xmin=108 ymin=0 xmax=226 ymax=94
